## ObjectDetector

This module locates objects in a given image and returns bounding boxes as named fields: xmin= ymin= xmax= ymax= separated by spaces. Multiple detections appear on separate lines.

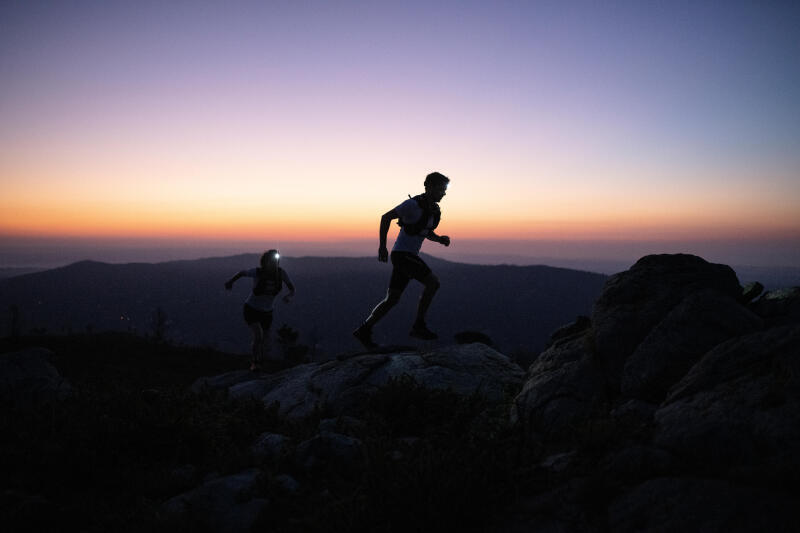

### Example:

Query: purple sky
xmin=1 ymin=1 xmax=799 ymax=268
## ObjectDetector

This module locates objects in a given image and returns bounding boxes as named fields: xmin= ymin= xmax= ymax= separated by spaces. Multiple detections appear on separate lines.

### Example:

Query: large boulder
xmin=505 ymin=254 xmax=800 ymax=531
xmin=621 ymin=289 xmax=762 ymax=402
xmin=510 ymin=334 xmax=606 ymax=443
xmin=591 ymin=254 xmax=741 ymax=389
xmin=654 ymin=324 xmax=800 ymax=481
xmin=194 ymin=343 xmax=524 ymax=420
xmin=512 ymin=254 xmax=750 ymax=444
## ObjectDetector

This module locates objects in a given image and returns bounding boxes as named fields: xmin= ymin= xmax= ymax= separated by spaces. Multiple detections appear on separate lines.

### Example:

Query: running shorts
xmin=243 ymin=304 xmax=274 ymax=330
xmin=389 ymin=251 xmax=432 ymax=291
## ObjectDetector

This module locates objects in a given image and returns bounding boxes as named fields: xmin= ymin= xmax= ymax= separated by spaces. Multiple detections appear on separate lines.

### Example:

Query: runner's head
xmin=424 ymin=172 xmax=449 ymax=202
xmin=260 ymin=249 xmax=280 ymax=269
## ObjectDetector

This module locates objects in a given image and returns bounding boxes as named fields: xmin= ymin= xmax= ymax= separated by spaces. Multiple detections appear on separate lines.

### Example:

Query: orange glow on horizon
xmin=2 ymin=161 xmax=798 ymax=244
xmin=2 ymin=210 xmax=797 ymax=243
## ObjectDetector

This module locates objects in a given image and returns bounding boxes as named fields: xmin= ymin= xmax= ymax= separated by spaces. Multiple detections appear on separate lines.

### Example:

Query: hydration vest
xmin=397 ymin=194 xmax=441 ymax=236
xmin=253 ymin=267 xmax=283 ymax=296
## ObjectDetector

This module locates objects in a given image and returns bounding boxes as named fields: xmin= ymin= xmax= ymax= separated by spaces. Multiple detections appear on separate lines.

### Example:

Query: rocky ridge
xmin=192 ymin=343 xmax=525 ymax=420
xmin=507 ymin=254 xmax=799 ymax=531
xmin=3 ymin=253 xmax=798 ymax=532
xmin=172 ymin=254 xmax=799 ymax=532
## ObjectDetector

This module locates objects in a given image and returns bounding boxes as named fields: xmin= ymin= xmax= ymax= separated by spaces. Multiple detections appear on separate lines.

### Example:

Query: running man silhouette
xmin=225 ymin=249 xmax=295 ymax=371
xmin=353 ymin=172 xmax=451 ymax=348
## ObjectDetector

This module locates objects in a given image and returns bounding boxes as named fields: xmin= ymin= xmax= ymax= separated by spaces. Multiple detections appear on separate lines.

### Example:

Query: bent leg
xmin=415 ymin=273 xmax=440 ymax=325
xmin=365 ymin=288 xmax=403 ymax=328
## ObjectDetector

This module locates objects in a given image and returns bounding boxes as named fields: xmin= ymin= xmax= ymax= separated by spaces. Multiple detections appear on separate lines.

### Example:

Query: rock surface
xmin=8 ymin=253 xmax=796 ymax=532
xmin=621 ymin=289 xmax=762 ymax=402
xmin=506 ymin=254 xmax=800 ymax=531
xmin=184 ymin=253 xmax=799 ymax=532
xmin=512 ymin=254 xmax=770 ymax=443
xmin=194 ymin=343 xmax=525 ymax=420
xmin=654 ymin=324 xmax=800 ymax=478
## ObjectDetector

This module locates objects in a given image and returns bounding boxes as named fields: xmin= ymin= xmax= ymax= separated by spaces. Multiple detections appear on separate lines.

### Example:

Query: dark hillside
xmin=0 ymin=255 xmax=607 ymax=358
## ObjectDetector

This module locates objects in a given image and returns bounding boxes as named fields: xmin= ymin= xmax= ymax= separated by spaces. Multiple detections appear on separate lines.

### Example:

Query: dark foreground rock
xmin=506 ymin=254 xmax=800 ymax=532
xmin=655 ymin=324 xmax=800 ymax=480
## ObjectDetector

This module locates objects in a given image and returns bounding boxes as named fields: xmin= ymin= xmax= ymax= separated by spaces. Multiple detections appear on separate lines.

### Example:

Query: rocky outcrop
xmin=621 ymin=289 xmax=762 ymax=402
xmin=591 ymin=254 xmax=742 ymax=388
xmin=182 ymin=254 xmax=798 ymax=532
xmin=193 ymin=343 xmax=525 ymax=420
xmin=507 ymin=254 xmax=800 ymax=532
xmin=654 ymin=324 xmax=800 ymax=479
xmin=176 ymin=343 xmax=525 ymax=529
xmin=511 ymin=254 xmax=767 ymax=442
xmin=511 ymin=334 xmax=606 ymax=443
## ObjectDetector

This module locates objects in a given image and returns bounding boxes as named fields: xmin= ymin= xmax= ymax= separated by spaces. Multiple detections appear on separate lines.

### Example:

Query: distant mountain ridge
xmin=0 ymin=254 xmax=607 ymax=358
xmin=0 ymin=267 xmax=45 ymax=279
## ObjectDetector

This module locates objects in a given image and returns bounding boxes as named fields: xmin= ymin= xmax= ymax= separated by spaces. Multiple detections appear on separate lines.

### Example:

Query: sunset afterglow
xmin=2 ymin=1 xmax=799 ymax=266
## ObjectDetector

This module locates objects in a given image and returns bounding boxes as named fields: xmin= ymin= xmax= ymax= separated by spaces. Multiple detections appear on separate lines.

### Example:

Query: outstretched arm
xmin=378 ymin=209 xmax=398 ymax=262
xmin=224 ymin=270 xmax=246 ymax=290
xmin=426 ymin=230 xmax=450 ymax=247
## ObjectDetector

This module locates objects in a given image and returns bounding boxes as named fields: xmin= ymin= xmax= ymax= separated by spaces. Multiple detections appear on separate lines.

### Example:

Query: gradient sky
xmin=1 ymin=1 xmax=799 ymax=265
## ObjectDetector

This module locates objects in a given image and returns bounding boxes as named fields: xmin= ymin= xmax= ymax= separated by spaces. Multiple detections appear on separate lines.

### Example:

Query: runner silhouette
xmin=225 ymin=249 xmax=295 ymax=370
xmin=353 ymin=172 xmax=450 ymax=348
